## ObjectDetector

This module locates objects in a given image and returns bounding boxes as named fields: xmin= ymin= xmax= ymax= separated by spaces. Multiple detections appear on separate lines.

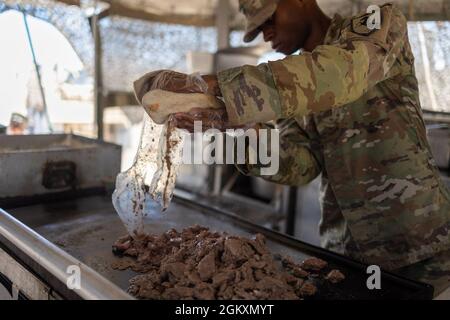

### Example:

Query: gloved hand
xmin=134 ymin=70 xmax=229 ymax=131
xmin=134 ymin=70 xmax=209 ymax=103
xmin=172 ymin=107 xmax=254 ymax=133
xmin=172 ymin=107 xmax=228 ymax=132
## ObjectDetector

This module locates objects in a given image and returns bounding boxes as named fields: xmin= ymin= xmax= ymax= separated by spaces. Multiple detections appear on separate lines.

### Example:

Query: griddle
xmin=2 ymin=190 xmax=434 ymax=300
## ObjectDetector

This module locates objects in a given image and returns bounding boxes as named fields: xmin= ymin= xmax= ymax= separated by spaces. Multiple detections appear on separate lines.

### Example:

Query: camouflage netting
xmin=2 ymin=0 xmax=218 ymax=92
xmin=1 ymin=0 xmax=450 ymax=111
xmin=98 ymin=17 xmax=217 ymax=92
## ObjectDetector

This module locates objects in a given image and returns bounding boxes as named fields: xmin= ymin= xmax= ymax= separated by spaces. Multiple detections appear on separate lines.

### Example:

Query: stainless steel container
xmin=0 ymin=134 xmax=121 ymax=199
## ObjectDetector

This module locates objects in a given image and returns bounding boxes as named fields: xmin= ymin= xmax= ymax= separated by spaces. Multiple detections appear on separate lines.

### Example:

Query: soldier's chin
xmin=278 ymin=46 xmax=297 ymax=55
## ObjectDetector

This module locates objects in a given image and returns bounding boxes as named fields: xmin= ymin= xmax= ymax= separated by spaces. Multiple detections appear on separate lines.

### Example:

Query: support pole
xmin=216 ymin=0 xmax=231 ymax=50
xmin=90 ymin=13 xmax=104 ymax=140
xmin=22 ymin=10 xmax=53 ymax=132
xmin=284 ymin=186 xmax=298 ymax=236
xmin=408 ymin=0 xmax=415 ymax=21
xmin=417 ymin=22 xmax=439 ymax=111
xmin=209 ymin=0 xmax=231 ymax=195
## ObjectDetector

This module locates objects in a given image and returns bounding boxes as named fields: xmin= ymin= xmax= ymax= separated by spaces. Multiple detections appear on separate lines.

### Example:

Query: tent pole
xmin=216 ymin=0 xmax=230 ymax=50
xmin=90 ymin=13 xmax=104 ymax=140
xmin=209 ymin=0 xmax=231 ymax=196
xmin=22 ymin=10 xmax=53 ymax=132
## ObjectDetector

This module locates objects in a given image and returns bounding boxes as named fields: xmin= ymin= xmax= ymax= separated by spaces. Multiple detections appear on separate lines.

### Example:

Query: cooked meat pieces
xmin=292 ymin=266 xmax=310 ymax=278
xmin=325 ymin=269 xmax=346 ymax=284
xmin=112 ymin=225 xmax=344 ymax=300
xmin=197 ymin=251 xmax=216 ymax=281
xmin=280 ymin=256 xmax=310 ymax=278
xmin=298 ymin=282 xmax=318 ymax=297
xmin=301 ymin=257 xmax=328 ymax=271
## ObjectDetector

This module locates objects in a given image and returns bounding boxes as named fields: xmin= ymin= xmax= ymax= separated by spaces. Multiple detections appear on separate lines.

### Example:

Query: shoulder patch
xmin=351 ymin=13 xmax=378 ymax=36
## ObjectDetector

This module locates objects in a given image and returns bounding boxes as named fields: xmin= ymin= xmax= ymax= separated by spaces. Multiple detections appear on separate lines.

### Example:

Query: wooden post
xmin=22 ymin=10 xmax=53 ymax=132
xmin=408 ymin=0 xmax=415 ymax=20
xmin=91 ymin=13 xmax=104 ymax=140
xmin=216 ymin=0 xmax=230 ymax=50
xmin=209 ymin=0 xmax=231 ymax=195
xmin=284 ymin=186 xmax=298 ymax=236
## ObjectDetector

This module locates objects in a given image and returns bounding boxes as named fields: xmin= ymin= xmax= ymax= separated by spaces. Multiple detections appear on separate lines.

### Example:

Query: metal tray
xmin=0 ymin=134 xmax=121 ymax=199
xmin=2 ymin=190 xmax=434 ymax=300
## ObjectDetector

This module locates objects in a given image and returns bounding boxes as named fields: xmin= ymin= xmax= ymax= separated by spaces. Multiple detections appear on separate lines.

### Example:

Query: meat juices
xmin=112 ymin=225 xmax=344 ymax=300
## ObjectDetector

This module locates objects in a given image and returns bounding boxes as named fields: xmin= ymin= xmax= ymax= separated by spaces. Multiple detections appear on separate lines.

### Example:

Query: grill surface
xmin=4 ymin=191 xmax=434 ymax=300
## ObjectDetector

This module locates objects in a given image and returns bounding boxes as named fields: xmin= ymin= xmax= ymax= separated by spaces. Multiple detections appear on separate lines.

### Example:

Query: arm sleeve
xmin=235 ymin=119 xmax=322 ymax=186
xmin=218 ymin=5 xmax=407 ymax=125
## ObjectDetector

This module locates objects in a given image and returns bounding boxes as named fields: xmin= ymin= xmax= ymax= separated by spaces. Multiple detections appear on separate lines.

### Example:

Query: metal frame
xmin=21 ymin=9 xmax=53 ymax=133
xmin=0 ymin=208 xmax=133 ymax=300
xmin=90 ymin=13 xmax=105 ymax=139
xmin=0 ymin=247 xmax=58 ymax=300
xmin=54 ymin=0 xmax=450 ymax=24
xmin=56 ymin=0 xmax=216 ymax=27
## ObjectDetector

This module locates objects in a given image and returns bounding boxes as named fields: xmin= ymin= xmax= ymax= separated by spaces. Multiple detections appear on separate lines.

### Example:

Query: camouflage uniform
xmin=218 ymin=1 xmax=450 ymax=296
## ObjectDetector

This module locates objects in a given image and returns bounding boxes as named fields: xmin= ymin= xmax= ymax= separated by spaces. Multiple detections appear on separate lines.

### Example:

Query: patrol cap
xmin=240 ymin=0 xmax=280 ymax=43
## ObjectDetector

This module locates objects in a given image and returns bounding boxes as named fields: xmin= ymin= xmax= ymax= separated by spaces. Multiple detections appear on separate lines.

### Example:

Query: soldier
xmin=141 ymin=0 xmax=450 ymax=297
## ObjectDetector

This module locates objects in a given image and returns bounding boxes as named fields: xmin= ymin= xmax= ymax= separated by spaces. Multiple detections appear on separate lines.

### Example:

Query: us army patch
xmin=351 ymin=13 xmax=377 ymax=36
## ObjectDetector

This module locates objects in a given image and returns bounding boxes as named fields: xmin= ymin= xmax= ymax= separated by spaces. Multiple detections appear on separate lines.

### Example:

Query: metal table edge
xmin=0 ymin=208 xmax=133 ymax=300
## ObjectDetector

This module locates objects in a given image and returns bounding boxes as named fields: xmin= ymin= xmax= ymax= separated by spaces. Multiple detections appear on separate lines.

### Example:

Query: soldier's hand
xmin=149 ymin=72 xmax=222 ymax=96
xmin=172 ymin=107 xmax=250 ymax=132
xmin=201 ymin=75 xmax=222 ymax=97
xmin=151 ymin=70 xmax=208 ymax=94
xmin=172 ymin=107 xmax=227 ymax=132
xmin=135 ymin=71 xmax=222 ymax=104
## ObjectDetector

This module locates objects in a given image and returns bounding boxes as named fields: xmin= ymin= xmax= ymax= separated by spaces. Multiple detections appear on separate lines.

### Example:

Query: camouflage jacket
xmin=217 ymin=4 xmax=450 ymax=270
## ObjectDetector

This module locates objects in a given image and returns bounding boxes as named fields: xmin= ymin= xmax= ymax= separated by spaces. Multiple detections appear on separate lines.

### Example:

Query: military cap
xmin=239 ymin=0 xmax=280 ymax=42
